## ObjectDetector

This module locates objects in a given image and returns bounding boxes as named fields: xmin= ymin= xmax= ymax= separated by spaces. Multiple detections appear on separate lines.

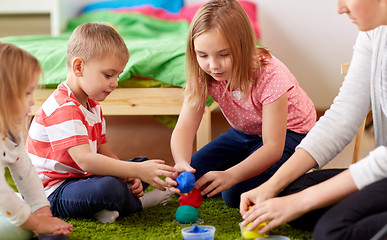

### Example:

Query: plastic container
xmin=255 ymin=236 xmax=290 ymax=240
xmin=239 ymin=222 xmax=268 ymax=239
xmin=181 ymin=225 xmax=216 ymax=240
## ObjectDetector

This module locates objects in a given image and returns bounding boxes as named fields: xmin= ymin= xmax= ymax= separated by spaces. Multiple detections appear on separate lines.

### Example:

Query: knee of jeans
xmin=222 ymin=190 xmax=240 ymax=208
xmin=93 ymin=176 xmax=128 ymax=202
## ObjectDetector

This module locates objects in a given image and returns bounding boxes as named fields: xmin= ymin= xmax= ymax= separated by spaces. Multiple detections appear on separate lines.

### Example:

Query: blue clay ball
xmin=175 ymin=205 xmax=199 ymax=224
xmin=176 ymin=171 xmax=195 ymax=193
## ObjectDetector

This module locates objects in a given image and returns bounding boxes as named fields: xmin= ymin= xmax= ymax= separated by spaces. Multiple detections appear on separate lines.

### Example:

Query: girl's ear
xmin=72 ymin=57 xmax=84 ymax=77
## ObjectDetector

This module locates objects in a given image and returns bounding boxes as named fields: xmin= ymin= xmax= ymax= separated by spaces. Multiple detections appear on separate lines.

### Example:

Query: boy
xmin=27 ymin=23 xmax=177 ymax=223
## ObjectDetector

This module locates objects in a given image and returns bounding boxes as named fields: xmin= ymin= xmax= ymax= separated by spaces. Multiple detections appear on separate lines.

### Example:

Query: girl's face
xmin=78 ymin=55 xmax=125 ymax=103
xmin=21 ymin=72 xmax=39 ymax=122
xmin=337 ymin=0 xmax=387 ymax=31
xmin=194 ymin=28 xmax=232 ymax=82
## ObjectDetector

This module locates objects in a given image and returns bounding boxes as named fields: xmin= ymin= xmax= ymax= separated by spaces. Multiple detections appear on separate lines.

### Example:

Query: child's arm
xmin=170 ymin=99 xmax=206 ymax=173
xmin=97 ymin=142 xmax=119 ymax=159
xmin=196 ymin=93 xmax=289 ymax=197
xmin=67 ymin=144 xmax=177 ymax=190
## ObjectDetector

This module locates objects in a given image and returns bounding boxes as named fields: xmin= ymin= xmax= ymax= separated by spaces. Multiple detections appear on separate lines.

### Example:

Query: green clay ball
xmin=175 ymin=205 xmax=199 ymax=224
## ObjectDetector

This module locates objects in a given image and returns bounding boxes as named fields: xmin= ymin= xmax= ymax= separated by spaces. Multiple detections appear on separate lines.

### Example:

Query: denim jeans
xmin=48 ymin=157 xmax=149 ymax=218
xmin=191 ymin=128 xmax=306 ymax=208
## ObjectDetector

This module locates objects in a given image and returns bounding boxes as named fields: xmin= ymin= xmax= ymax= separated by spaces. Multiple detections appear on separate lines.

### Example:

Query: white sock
xmin=139 ymin=188 xmax=173 ymax=208
xmin=94 ymin=209 xmax=119 ymax=223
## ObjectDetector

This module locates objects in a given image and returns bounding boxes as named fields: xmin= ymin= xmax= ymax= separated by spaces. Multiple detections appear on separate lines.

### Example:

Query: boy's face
xmin=79 ymin=55 xmax=126 ymax=102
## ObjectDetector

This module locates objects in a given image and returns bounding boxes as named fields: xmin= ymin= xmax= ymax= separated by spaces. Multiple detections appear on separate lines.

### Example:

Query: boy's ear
xmin=72 ymin=58 xmax=84 ymax=77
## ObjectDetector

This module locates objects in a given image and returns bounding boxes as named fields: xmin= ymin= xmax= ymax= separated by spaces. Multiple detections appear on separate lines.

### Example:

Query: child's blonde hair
xmin=0 ymin=42 xmax=42 ymax=138
xmin=186 ymin=0 xmax=270 ymax=107
xmin=66 ymin=23 xmax=129 ymax=68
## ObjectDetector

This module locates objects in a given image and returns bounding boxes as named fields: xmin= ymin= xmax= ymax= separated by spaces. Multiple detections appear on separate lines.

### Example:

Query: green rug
xmin=5 ymin=168 xmax=312 ymax=239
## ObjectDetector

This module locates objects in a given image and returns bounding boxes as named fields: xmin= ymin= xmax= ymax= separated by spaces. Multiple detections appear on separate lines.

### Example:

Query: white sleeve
xmin=349 ymin=146 xmax=387 ymax=189
xmin=297 ymin=31 xmax=372 ymax=168
xmin=0 ymin=164 xmax=31 ymax=226
xmin=10 ymin=148 xmax=50 ymax=213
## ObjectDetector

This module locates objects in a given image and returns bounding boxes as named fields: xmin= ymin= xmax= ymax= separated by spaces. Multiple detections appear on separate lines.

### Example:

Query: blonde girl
xmin=0 ymin=42 xmax=72 ymax=237
xmin=168 ymin=0 xmax=316 ymax=208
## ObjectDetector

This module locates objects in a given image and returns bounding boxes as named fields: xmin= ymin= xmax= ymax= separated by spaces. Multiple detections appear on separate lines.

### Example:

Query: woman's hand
xmin=195 ymin=171 xmax=235 ymax=197
xmin=239 ymin=181 xmax=279 ymax=216
xmin=241 ymin=194 xmax=309 ymax=233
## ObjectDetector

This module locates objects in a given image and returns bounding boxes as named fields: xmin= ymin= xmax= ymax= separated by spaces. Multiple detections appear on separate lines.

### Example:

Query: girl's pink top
xmin=208 ymin=55 xmax=316 ymax=136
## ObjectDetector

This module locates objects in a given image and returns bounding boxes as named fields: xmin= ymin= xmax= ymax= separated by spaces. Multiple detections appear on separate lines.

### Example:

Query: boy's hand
xmin=138 ymin=160 xmax=178 ymax=191
xmin=123 ymin=178 xmax=144 ymax=197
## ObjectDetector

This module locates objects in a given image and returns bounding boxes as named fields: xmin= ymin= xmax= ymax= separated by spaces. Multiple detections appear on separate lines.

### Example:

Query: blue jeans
xmin=191 ymin=128 xmax=305 ymax=208
xmin=48 ymin=157 xmax=149 ymax=218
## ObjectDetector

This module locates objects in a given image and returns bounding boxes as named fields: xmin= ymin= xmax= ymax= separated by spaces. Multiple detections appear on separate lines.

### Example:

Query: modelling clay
xmin=189 ymin=225 xmax=209 ymax=233
xmin=175 ymin=205 xmax=199 ymax=224
xmin=176 ymin=171 xmax=195 ymax=193
xmin=239 ymin=222 xmax=268 ymax=239
xmin=179 ymin=188 xmax=203 ymax=208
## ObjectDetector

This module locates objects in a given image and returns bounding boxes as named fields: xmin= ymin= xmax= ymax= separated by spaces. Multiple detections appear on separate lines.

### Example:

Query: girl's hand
xmin=33 ymin=206 xmax=53 ymax=218
xmin=123 ymin=178 xmax=144 ymax=198
xmin=165 ymin=162 xmax=196 ymax=195
xmin=26 ymin=215 xmax=73 ymax=236
xmin=195 ymin=171 xmax=234 ymax=197
xmin=241 ymin=194 xmax=309 ymax=234
xmin=138 ymin=160 xmax=178 ymax=190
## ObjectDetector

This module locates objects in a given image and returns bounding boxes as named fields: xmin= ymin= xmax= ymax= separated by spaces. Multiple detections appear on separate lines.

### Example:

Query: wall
xmin=255 ymin=0 xmax=359 ymax=109
xmin=186 ymin=0 xmax=359 ymax=109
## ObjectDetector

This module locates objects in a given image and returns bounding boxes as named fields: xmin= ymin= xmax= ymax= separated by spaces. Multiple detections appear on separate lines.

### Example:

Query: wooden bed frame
xmin=32 ymin=88 xmax=219 ymax=150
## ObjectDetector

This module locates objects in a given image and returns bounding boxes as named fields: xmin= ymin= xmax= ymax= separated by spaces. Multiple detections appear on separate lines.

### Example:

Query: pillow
xmin=82 ymin=0 xmax=184 ymax=14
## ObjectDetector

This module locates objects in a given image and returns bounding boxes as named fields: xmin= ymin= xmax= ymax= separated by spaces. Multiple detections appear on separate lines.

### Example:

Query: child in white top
xmin=240 ymin=0 xmax=387 ymax=239
xmin=0 ymin=42 xmax=72 ymax=237
xmin=167 ymin=0 xmax=316 ymax=208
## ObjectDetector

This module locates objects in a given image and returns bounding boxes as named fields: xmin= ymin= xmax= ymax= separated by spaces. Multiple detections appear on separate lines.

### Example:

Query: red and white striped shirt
xmin=27 ymin=82 xmax=107 ymax=196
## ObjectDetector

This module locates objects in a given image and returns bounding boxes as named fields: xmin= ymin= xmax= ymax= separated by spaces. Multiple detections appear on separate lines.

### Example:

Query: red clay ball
xmin=179 ymin=188 xmax=203 ymax=208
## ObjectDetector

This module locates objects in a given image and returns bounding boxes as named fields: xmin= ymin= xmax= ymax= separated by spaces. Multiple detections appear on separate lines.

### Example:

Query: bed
xmin=0 ymin=0 xmax=260 ymax=150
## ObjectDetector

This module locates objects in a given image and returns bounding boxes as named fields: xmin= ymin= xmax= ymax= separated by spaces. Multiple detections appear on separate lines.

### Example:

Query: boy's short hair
xmin=66 ymin=23 xmax=129 ymax=68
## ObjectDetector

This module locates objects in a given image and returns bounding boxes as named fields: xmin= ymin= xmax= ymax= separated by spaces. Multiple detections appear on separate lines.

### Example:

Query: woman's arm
xmin=241 ymin=169 xmax=357 ymax=233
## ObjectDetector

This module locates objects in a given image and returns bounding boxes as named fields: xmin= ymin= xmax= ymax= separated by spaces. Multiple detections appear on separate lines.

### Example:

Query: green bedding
xmin=0 ymin=11 xmax=189 ymax=88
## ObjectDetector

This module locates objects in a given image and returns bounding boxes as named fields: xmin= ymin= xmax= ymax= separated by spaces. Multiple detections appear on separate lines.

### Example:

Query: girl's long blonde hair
xmin=0 ymin=42 xmax=42 ymax=139
xmin=185 ymin=0 xmax=270 ymax=108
